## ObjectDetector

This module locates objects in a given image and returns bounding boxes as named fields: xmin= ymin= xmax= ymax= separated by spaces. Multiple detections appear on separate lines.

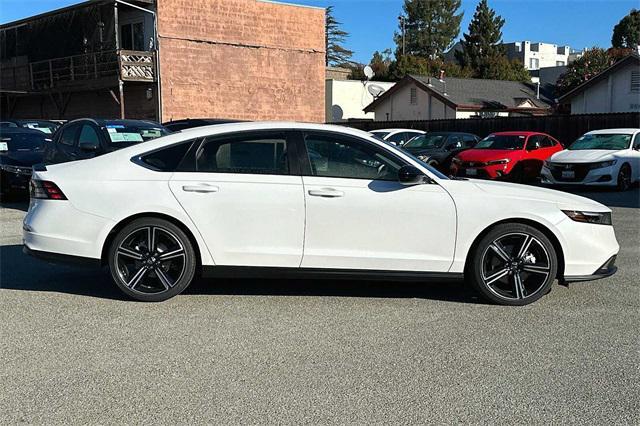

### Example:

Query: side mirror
xmin=79 ymin=140 xmax=99 ymax=152
xmin=398 ymin=165 xmax=429 ymax=185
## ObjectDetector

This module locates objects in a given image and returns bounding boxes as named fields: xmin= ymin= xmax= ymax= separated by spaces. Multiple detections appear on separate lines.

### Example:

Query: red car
xmin=450 ymin=131 xmax=563 ymax=182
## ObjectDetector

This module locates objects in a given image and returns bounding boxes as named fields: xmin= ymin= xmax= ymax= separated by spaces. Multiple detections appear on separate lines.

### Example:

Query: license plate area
xmin=466 ymin=168 xmax=477 ymax=176
xmin=562 ymin=170 xmax=575 ymax=179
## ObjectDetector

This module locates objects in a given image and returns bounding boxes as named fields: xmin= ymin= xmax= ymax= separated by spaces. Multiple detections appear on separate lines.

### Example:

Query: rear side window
xmin=541 ymin=136 xmax=556 ymax=147
xmin=60 ymin=124 xmax=80 ymax=146
xmin=139 ymin=142 xmax=192 ymax=171
xmin=195 ymin=133 xmax=289 ymax=175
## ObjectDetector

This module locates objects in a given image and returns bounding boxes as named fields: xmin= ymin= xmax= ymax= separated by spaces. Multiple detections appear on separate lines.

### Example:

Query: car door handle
xmin=182 ymin=184 xmax=219 ymax=193
xmin=308 ymin=188 xmax=344 ymax=198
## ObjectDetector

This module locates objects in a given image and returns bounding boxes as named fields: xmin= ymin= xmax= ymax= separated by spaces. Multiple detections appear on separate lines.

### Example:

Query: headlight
xmin=589 ymin=160 xmax=617 ymax=170
xmin=487 ymin=159 xmax=510 ymax=165
xmin=452 ymin=157 xmax=462 ymax=165
xmin=562 ymin=210 xmax=612 ymax=225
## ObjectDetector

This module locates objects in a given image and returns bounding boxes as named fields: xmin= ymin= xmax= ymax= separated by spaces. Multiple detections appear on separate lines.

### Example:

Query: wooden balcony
xmin=0 ymin=49 xmax=156 ymax=93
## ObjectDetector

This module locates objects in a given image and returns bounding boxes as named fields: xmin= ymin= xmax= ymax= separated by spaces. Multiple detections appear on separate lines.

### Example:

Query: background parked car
xmin=369 ymin=128 xmax=425 ymax=146
xmin=0 ymin=119 xmax=61 ymax=135
xmin=0 ymin=128 xmax=47 ymax=199
xmin=162 ymin=118 xmax=244 ymax=132
xmin=541 ymin=128 xmax=640 ymax=191
xmin=44 ymin=118 xmax=169 ymax=164
xmin=402 ymin=132 xmax=480 ymax=171
xmin=450 ymin=131 xmax=563 ymax=182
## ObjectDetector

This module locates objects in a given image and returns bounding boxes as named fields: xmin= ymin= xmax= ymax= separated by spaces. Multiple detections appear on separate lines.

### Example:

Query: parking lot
xmin=1 ymin=188 xmax=639 ymax=424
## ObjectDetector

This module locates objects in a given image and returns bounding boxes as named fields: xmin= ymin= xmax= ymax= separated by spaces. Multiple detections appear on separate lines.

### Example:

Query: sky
xmin=1 ymin=0 xmax=638 ymax=63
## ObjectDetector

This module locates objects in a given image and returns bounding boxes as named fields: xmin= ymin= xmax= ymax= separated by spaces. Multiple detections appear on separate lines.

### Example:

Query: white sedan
xmin=541 ymin=128 xmax=640 ymax=191
xmin=23 ymin=122 xmax=619 ymax=305
xmin=369 ymin=128 xmax=425 ymax=146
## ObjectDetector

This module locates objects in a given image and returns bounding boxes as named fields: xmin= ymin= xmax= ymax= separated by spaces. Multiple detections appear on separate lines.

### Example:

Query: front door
xmin=298 ymin=131 xmax=457 ymax=272
xmin=169 ymin=131 xmax=305 ymax=267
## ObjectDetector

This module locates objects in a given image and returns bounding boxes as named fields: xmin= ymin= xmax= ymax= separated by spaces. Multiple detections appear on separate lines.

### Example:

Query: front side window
xmin=304 ymin=133 xmax=402 ymax=181
xmin=463 ymin=135 xmax=478 ymax=147
xmin=196 ymin=133 xmax=289 ymax=175
xmin=59 ymin=124 xmax=80 ymax=146
xmin=568 ymin=134 xmax=632 ymax=151
xmin=526 ymin=135 xmax=542 ymax=150
xmin=78 ymin=125 xmax=100 ymax=145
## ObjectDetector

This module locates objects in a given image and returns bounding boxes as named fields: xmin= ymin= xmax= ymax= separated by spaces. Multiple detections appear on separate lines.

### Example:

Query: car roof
xmin=372 ymin=128 xmax=424 ymax=133
xmin=0 ymin=127 xmax=48 ymax=136
xmin=490 ymin=131 xmax=546 ymax=136
xmin=64 ymin=118 xmax=165 ymax=127
xmin=585 ymin=128 xmax=640 ymax=135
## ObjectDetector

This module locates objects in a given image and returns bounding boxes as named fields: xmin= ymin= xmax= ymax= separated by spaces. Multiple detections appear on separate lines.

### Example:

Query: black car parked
xmin=0 ymin=119 xmax=61 ymax=135
xmin=45 ymin=118 xmax=169 ymax=164
xmin=0 ymin=128 xmax=47 ymax=199
xmin=162 ymin=118 xmax=243 ymax=132
xmin=402 ymin=132 xmax=480 ymax=171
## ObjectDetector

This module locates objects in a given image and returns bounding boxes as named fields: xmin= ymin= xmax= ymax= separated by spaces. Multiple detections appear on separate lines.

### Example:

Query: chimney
xmin=439 ymin=70 xmax=445 ymax=81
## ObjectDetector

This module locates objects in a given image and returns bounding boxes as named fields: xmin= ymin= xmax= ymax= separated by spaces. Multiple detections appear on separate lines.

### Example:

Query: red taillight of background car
xmin=30 ymin=180 xmax=67 ymax=200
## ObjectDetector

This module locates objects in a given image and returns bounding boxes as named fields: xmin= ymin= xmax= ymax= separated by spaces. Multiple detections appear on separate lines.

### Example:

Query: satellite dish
xmin=367 ymin=84 xmax=386 ymax=99
xmin=363 ymin=65 xmax=375 ymax=80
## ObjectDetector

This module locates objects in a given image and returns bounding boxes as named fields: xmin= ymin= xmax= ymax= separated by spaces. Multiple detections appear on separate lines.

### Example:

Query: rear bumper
xmin=563 ymin=255 xmax=618 ymax=283
xmin=23 ymin=245 xmax=101 ymax=267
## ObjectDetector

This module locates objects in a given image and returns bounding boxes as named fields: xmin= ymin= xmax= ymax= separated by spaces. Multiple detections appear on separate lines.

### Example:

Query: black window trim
xmin=58 ymin=122 xmax=83 ymax=147
xmin=131 ymin=138 xmax=200 ymax=172
xmin=295 ymin=129 xmax=412 ymax=180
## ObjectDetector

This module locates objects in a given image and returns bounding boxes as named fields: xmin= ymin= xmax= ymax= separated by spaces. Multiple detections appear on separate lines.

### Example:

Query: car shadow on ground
xmin=0 ymin=244 xmax=481 ymax=304
xmin=0 ymin=198 xmax=29 ymax=212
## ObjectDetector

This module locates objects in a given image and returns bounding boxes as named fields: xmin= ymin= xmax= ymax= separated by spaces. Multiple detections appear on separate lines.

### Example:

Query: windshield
xmin=0 ymin=133 xmax=45 ymax=152
xmin=103 ymin=123 xmax=169 ymax=145
xmin=475 ymin=135 xmax=525 ymax=150
xmin=568 ymin=133 xmax=632 ymax=151
xmin=404 ymin=134 xmax=446 ymax=149
xmin=371 ymin=131 xmax=390 ymax=139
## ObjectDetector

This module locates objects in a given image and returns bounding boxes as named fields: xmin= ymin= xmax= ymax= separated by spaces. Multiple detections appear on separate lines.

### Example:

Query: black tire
xmin=616 ymin=164 xmax=632 ymax=191
xmin=468 ymin=223 xmax=558 ymax=306
xmin=507 ymin=163 xmax=525 ymax=183
xmin=108 ymin=218 xmax=197 ymax=302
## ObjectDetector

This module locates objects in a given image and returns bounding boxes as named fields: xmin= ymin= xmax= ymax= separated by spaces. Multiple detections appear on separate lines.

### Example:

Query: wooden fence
xmin=332 ymin=112 xmax=640 ymax=145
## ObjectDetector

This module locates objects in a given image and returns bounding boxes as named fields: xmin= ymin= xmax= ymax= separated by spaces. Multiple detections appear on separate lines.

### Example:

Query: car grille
xmin=461 ymin=161 xmax=487 ymax=167
xmin=547 ymin=163 xmax=590 ymax=182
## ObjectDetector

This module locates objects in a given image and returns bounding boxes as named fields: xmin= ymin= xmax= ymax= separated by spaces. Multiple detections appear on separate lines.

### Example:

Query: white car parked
xmin=541 ymin=128 xmax=640 ymax=191
xmin=369 ymin=128 xmax=425 ymax=146
xmin=24 ymin=122 xmax=619 ymax=305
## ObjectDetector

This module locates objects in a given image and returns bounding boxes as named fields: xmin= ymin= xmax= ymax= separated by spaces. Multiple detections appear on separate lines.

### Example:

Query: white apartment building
xmin=504 ymin=41 xmax=576 ymax=70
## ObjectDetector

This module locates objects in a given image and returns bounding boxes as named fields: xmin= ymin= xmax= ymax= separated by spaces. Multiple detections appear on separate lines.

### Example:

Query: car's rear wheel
xmin=469 ymin=223 xmax=557 ymax=306
xmin=616 ymin=164 xmax=631 ymax=191
xmin=108 ymin=218 xmax=197 ymax=302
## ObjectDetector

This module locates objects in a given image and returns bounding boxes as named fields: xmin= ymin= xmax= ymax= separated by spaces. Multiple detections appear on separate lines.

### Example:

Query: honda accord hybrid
xmin=23 ymin=122 xmax=619 ymax=305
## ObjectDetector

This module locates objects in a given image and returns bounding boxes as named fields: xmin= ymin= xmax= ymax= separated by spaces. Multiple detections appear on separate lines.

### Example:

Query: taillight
xmin=30 ymin=180 xmax=67 ymax=200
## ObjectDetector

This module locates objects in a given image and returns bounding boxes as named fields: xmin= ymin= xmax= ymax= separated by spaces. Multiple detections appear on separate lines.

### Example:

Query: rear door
xmin=169 ymin=130 xmax=305 ymax=267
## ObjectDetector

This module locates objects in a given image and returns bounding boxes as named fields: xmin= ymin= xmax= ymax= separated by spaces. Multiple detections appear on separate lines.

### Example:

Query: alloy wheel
xmin=480 ymin=232 xmax=551 ymax=301
xmin=618 ymin=166 xmax=631 ymax=191
xmin=115 ymin=226 xmax=186 ymax=294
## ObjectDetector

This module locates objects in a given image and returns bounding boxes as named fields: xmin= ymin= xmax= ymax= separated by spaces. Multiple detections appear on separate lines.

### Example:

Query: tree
xmin=395 ymin=0 xmax=463 ymax=60
xmin=325 ymin=6 xmax=353 ymax=66
xmin=556 ymin=48 xmax=615 ymax=95
xmin=388 ymin=55 xmax=472 ymax=81
xmin=612 ymin=9 xmax=640 ymax=49
xmin=369 ymin=49 xmax=393 ymax=81
xmin=455 ymin=0 xmax=504 ymax=76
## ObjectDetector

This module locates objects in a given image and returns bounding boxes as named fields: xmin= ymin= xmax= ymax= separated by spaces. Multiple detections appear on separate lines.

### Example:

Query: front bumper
xmin=540 ymin=164 xmax=617 ymax=186
xmin=563 ymin=255 xmax=618 ymax=282
xmin=450 ymin=163 xmax=512 ymax=179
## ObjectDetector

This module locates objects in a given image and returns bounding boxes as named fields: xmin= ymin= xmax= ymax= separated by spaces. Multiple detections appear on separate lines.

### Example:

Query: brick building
xmin=0 ymin=0 xmax=325 ymax=123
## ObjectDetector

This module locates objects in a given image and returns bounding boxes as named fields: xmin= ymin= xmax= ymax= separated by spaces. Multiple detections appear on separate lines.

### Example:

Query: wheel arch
xmin=100 ymin=212 xmax=203 ymax=272
xmin=464 ymin=218 xmax=565 ymax=279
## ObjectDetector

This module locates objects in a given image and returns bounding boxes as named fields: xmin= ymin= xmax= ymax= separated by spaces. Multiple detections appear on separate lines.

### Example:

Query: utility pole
xmin=398 ymin=15 xmax=406 ymax=56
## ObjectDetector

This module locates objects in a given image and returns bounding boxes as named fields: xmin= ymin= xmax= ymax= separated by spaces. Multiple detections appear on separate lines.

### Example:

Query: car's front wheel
xmin=108 ymin=218 xmax=197 ymax=302
xmin=468 ymin=223 xmax=558 ymax=306
xmin=616 ymin=164 xmax=632 ymax=191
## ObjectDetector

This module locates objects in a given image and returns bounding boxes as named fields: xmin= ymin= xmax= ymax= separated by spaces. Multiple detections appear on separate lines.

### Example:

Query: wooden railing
xmin=0 ymin=49 xmax=156 ymax=92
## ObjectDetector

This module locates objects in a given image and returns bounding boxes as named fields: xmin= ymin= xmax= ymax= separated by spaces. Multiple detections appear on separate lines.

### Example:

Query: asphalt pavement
xmin=1 ymin=187 xmax=639 ymax=424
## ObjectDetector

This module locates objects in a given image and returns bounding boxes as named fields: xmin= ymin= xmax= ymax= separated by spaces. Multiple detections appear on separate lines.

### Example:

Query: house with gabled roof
xmin=363 ymin=74 xmax=553 ymax=121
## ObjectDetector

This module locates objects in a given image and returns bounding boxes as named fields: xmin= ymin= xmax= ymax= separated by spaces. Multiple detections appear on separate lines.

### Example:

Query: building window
xmin=121 ymin=22 xmax=145 ymax=51
xmin=410 ymin=87 xmax=417 ymax=105
xmin=529 ymin=58 xmax=539 ymax=69
xmin=631 ymin=71 xmax=640 ymax=93
xmin=556 ymin=61 xmax=565 ymax=66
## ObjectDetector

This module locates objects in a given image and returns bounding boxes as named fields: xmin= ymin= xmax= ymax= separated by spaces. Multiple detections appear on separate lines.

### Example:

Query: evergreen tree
xmin=612 ymin=9 xmax=640 ymax=49
xmin=325 ymin=6 xmax=354 ymax=66
xmin=395 ymin=0 xmax=463 ymax=59
xmin=456 ymin=0 xmax=505 ymax=77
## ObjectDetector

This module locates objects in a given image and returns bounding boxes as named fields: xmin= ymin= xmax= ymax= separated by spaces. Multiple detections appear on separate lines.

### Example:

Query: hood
xmin=0 ymin=150 xmax=44 ymax=166
xmin=470 ymin=179 xmax=609 ymax=212
xmin=549 ymin=149 xmax=623 ymax=163
xmin=457 ymin=149 xmax=521 ymax=162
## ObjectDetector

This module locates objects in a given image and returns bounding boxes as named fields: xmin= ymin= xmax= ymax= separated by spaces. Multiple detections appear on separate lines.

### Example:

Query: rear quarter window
xmin=138 ymin=142 xmax=193 ymax=171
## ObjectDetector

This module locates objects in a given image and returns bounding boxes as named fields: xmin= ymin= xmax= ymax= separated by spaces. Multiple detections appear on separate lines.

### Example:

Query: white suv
xmin=541 ymin=128 xmax=640 ymax=191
